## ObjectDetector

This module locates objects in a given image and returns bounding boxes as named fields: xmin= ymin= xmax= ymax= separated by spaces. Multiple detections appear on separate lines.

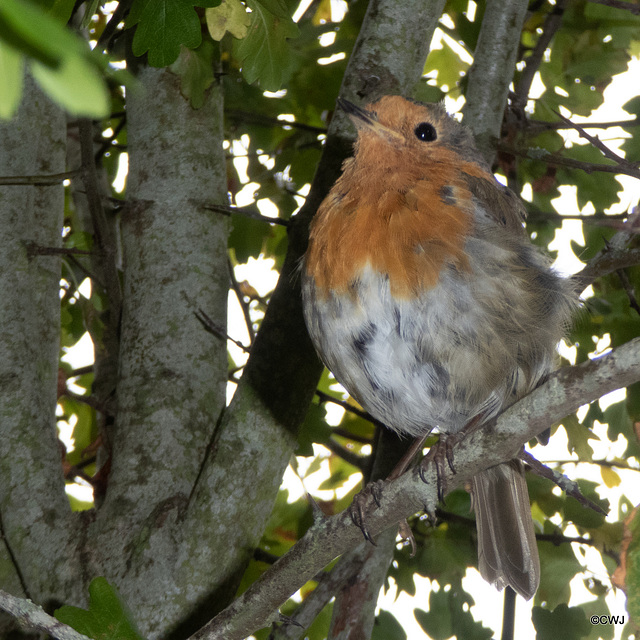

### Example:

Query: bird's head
xmin=338 ymin=95 xmax=487 ymax=169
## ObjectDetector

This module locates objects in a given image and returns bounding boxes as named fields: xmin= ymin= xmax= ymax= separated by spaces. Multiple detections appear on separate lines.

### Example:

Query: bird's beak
xmin=337 ymin=98 xmax=404 ymax=142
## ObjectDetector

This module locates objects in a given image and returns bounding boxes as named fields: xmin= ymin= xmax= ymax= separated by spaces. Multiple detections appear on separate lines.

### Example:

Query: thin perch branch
xmin=0 ymin=590 xmax=91 ymax=640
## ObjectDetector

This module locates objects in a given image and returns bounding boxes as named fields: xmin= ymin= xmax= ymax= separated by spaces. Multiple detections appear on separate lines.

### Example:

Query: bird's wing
xmin=462 ymin=171 xmax=528 ymax=235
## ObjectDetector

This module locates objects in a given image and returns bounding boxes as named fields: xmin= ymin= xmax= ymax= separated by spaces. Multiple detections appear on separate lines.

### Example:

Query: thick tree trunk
xmin=0 ymin=74 xmax=80 ymax=627
xmin=86 ymin=65 xmax=230 ymax=637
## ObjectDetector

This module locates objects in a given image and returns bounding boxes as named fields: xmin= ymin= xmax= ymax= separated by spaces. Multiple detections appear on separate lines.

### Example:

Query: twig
xmin=498 ymin=142 xmax=640 ymax=179
xmin=94 ymin=115 xmax=127 ymax=162
xmin=553 ymin=110 xmax=640 ymax=175
xmin=574 ymin=247 xmax=640 ymax=290
xmin=527 ymin=118 xmax=639 ymax=132
xmin=267 ymin=546 xmax=370 ymax=640
xmin=539 ymin=458 xmax=640 ymax=471
xmin=24 ymin=242 xmax=96 ymax=257
xmin=586 ymin=0 xmax=640 ymax=15
xmin=324 ymin=439 xmax=367 ymax=471
xmin=573 ymin=207 xmax=640 ymax=289
xmin=536 ymin=531 xmax=599 ymax=546
xmin=512 ymin=1 xmax=565 ymax=112
xmin=227 ymin=110 xmax=327 ymax=135
xmin=94 ymin=0 xmax=134 ymax=52
xmin=204 ymin=203 xmax=290 ymax=227
xmin=65 ymin=253 xmax=106 ymax=291
xmin=314 ymin=389 xmax=373 ymax=422
xmin=228 ymin=258 xmax=256 ymax=346
xmin=520 ymin=450 xmax=608 ymax=515
xmin=69 ymin=365 xmax=94 ymax=378
xmin=78 ymin=119 xmax=123 ymax=319
xmin=63 ymin=389 xmax=107 ymax=413
xmin=196 ymin=308 xmax=251 ymax=353
xmin=526 ymin=210 xmax=633 ymax=231
xmin=0 ymin=170 xmax=80 ymax=186
xmin=617 ymin=268 xmax=640 ymax=314
xmin=330 ymin=427 xmax=373 ymax=445
xmin=431 ymin=509 xmax=605 ymax=548
xmin=0 ymin=590 xmax=91 ymax=640
xmin=527 ymin=211 xmax=628 ymax=221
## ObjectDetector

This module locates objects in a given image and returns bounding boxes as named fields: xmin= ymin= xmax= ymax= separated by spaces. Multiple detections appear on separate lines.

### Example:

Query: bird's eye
xmin=414 ymin=122 xmax=437 ymax=142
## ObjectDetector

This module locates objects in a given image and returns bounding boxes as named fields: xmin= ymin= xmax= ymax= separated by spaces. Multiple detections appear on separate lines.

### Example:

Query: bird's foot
xmin=349 ymin=479 xmax=385 ymax=544
xmin=418 ymin=432 xmax=461 ymax=503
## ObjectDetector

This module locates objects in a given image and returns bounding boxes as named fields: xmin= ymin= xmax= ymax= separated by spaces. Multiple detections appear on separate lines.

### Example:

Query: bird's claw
xmin=349 ymin=479 xmax=385 ymax=544
xmin=398 ymin=519 xmax=417 ymax=557
xmin=418 ymin=433 xmax=461 ymax=503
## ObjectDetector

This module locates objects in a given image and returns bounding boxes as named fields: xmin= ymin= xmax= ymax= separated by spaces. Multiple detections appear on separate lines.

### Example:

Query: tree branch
xmin=204 ymin=203 xmax=290 ymax=227
xmin=552 ymin=110 xmax=640 ymax=175
xmin=526 ymin=118 xmax=639 ymax=132
xmin=462 ymin=0 xmax=530 ymax=159
xmin=0 ymin=170 xmax=80 ymax=185
xmin=0 ymin=590 xmax=91 ymax=640
xmin=573 ymin=209 xmax=640 ymax=290
xmin=512 ymin=1 xmax=566 ymax=113
xmin=190 ymin=337 xmax=640 ymax=639
xmin=497 ymin=141 xmax=640 ymax=179
xmin=586 ymin=0 xmax=640 ymax=15
xmin=77 ymin=119 xmax=123 ymax=321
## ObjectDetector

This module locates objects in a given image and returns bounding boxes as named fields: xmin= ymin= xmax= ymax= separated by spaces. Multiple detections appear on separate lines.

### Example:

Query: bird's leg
xmin=388 ymin=433 xmax=430 ymax=480
xmin=349 ymin=434 xmax=429 ymax=545
xmin=418 ymin=414 xmax=485 ymax=502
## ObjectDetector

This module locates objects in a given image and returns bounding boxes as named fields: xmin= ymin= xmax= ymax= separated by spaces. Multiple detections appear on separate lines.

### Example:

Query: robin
xmin=301 ymin=95 xmax=577 ymax=600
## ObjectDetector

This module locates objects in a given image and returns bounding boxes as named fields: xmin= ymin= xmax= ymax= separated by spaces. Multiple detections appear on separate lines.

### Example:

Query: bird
xmin=301 ymin=95 xmax=577 ymax=600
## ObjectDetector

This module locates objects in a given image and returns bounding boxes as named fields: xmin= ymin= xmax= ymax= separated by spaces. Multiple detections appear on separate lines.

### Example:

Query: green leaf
xmin=31 ymin=52 xmax=109 ymax=117
xmin=229 ymin=210 xmax=274 ymax=262
xmin=49 ymin=0 xmax=75 ymax=23
xmin=55 ymin=577 xmax=145 ymax=640
xmin=206 ymin=0 xmax=250 ymax=40
xmin=0 ymin=0 xmax=109 ymax=117
xmin=620 ymin=96 xmax=640 ymax=161
xmin=0 ymin=40 xmax=23 ymax=118
xmin=129 ymin=0 xmax=221 ymax=67
xmin=169 ymin=40 xmax=215 ymax=108
xmin=372 ymin=610 xmax=406 ymax=640
xmin=0 ymin=0 xmax=60 ymax=68
xmin=564 ymin=480 xmax=608 ymax=529
xmin=411 ymin=522 xmax=475 ymax=581
xmin=297 ymin=402 xmax=332 ymax=456
xmin=562 ymin=414 xmax=597 ymax=460
xmin=577 ymin=597 xmax=615 ymax=640
xmin=423 ymin=43 xmax=468 ymax=90
xmin=252 ymin=0 xmax=290 ymax=19
xmin=415 ymin=587 xmax=493 ymax=640
xmin=532 ymin=604 xmax=590 ymax=640
xmin=233 ymin=0 xmax=299 ymax=91
xmin=538 ymin=538 xmax=584 ymax=607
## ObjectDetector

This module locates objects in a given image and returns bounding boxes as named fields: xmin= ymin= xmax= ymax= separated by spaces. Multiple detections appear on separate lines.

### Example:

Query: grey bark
xmin=0 ymin=75 xmax=81 ymax=619
xmin=463 ymin=0 xmax=531 ymax=159
xmin=87 ymin=65 xmax=229 ymax=637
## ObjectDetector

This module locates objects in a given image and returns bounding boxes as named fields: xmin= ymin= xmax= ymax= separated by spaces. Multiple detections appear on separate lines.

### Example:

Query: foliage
xmin=0 ymin=0 xmax=110 ymax=117
xmin=1 ymin=0 xmax=640 ymax=639
xmin=55 ymin=577 xmax=144 ymax=640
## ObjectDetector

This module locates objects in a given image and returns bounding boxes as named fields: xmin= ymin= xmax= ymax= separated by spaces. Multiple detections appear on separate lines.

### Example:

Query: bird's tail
xmin=472 ymin=459 xmax=540 ymax=600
